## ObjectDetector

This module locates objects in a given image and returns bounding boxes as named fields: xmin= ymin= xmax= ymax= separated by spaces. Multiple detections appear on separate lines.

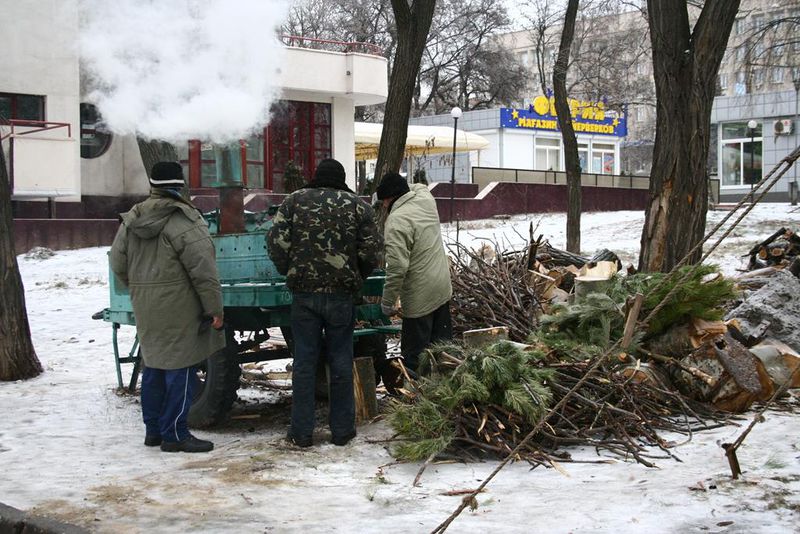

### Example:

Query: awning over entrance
xmin=354 ymin=122 xmax=490 ymax=160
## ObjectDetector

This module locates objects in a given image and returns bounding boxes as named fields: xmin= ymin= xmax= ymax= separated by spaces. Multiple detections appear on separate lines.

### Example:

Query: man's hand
xmin=211 ymin=316 xmax=224 ymax=330
xmin=381 ymin=300 xmax=398 ymax=317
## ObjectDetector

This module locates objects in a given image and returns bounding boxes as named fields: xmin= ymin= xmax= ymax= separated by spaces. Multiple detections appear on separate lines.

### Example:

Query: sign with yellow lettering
xmin=501 ymin=95 xmax=626 ymax=137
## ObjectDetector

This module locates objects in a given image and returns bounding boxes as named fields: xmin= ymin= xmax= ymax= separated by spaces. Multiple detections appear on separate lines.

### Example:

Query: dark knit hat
xmin=314 ymin=158 xmax=346 ymax=183
xmin=150 ymin=162 xmax=185 ymax=188
xmin=376 ymin=172 xmax=410 ymax=200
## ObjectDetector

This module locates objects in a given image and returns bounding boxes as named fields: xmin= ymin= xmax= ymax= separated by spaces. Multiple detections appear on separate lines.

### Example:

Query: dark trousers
xmin=290 ymin=292 xmax=356 ymax=440
xmin=401 ymin=301 xmax=453 ymax=372
xmin=141 ymin=365 xmax=196 ymax=443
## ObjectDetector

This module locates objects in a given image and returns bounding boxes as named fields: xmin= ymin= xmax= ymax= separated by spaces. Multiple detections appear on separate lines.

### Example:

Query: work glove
xmin=381 ymin=300 xmax=398 ymax=317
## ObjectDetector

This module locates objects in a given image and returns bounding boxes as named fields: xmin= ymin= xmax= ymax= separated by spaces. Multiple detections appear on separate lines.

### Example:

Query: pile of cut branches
xmin=388 ymin=340 xmax=727 ymax=468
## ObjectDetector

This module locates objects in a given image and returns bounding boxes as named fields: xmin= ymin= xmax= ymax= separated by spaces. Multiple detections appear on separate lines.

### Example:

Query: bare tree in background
xmin=137 ymin=139 xmax=178 ymax=179
xmin=371 ymin=0 xmax=437 ymax=185
xmin=553 ymin=0 xmax=582 ymax=253
xmin=416 ymin=0 xmax=526 ymax=114
xmin=638 ymin=0 xmax=741 ymax=272
xmin=0 ymin=138 xmax=43 ymax=381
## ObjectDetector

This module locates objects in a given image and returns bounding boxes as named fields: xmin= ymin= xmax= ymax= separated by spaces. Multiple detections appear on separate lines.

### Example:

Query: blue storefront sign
xmin=501 ymin=95 xmax=627 ymax=137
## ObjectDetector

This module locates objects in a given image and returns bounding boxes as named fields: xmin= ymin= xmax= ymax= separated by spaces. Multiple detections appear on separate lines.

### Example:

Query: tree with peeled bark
xmin=553 ymin=0 xmax=581 ymax=254
xmin=639 ymin=0 xmax=741 ymax=272
xmin=371 ymin=0 xmax=437 ymax=188
xmin=137 ymin=139 xmax=178 ymax=179
xmin=0 ymin=142 xmax=43 ymax=381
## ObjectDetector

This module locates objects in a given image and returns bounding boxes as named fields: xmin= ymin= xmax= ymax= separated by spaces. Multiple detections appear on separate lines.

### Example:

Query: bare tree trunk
xmin=553 ymin=0 xmax=581 ymax=254
xmin=0 ymin=142 xmax=43 ymax=381
xmin=639 ymin=0 xmax=740 ymax=272
xmin=136 ymin=138 xmax=178 ymax=179
xmin=370 ymin=0 xmax=437 ymax=191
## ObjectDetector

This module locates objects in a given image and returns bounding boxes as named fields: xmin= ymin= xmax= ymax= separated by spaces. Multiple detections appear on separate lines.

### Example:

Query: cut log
xmin=463 ymin=326 xmax=509 ymax=347
xmin=747 ymin=227 xmax=787 ymax=257
xmin=536 ymin=243 xmax=589 ymax=268
xmin=672 ymin=333 xmax=774 ymax=413
xmin=353 ymin=357 xmax=378 ymax=423
xmin=573 ymin=276 xmax=611 ymax=302
xmin=588 ymin=248 xmax=622 ymax=270
xmin=748 ymin=339 xmax=800 ymax=389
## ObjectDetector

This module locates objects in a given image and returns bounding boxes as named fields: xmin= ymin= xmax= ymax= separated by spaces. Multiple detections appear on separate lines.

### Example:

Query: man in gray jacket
xmin=376 ymin=172 xmax=452 ymax=374
xmin=110 ymin=162 xmax=225 ymax=453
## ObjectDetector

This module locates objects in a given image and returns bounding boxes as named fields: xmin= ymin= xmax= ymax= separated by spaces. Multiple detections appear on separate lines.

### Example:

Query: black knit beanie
xmin=376 ymin=172 xmax=410 ymax=200
xmin=314 ymin=159 xmax=346 ymax=183
xmin=150 ymin=162 xmax=185 ymax=188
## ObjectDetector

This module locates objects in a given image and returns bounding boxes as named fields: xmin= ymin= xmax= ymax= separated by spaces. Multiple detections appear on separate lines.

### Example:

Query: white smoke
xmin=78 ymin=0 xmax=288 ymax=143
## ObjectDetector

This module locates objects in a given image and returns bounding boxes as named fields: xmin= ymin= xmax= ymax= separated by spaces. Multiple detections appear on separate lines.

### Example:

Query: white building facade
xmin=2 ymin=0 xmax=388 ymax=210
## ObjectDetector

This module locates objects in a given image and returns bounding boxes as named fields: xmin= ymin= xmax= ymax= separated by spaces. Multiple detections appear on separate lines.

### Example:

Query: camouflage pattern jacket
xmin=267 ymin=186 xmax=382 ymax=294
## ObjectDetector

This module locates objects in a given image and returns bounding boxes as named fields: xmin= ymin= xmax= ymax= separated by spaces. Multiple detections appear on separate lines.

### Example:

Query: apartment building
xmin=495 ymin=1 xmax=800 ymax=201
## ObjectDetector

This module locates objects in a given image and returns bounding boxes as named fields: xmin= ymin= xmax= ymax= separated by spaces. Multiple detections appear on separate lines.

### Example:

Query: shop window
xmin=534 ymin=137 xmax=561 ymax=171
xmin=0 ymin=93 xmax=45 ymax=122
xmin=720 ymin=122 xmax=762 ymax=187
xmin=577 ymin=143 xmax=589 ymax=173
xmin=80 ymin=103 xmax=113 ymax=159
xmin=591 ymin=143 xmax=615 ymax=174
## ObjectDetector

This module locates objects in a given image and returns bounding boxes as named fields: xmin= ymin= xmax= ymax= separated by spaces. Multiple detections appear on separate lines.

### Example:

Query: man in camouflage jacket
xmin=267 ymin=159 xmax=381 ymax=447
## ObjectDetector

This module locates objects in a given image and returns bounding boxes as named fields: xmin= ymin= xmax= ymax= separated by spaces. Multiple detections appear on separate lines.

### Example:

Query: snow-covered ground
xmin=2 ymin=204 xmax=799 ymax=533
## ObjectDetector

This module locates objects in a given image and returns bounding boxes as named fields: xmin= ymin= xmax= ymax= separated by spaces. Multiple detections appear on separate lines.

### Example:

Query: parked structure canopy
xmin=354 ymin=121 xmax=490 ymax=160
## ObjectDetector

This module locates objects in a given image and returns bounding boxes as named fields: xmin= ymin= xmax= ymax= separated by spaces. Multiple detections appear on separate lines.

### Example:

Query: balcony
xmin=278 ymin=35 xmax=388 ymax=106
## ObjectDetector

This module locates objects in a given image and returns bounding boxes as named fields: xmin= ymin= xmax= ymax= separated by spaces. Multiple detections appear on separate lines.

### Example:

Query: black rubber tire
xmin=188 ymin=342 xmax=242 ymax=428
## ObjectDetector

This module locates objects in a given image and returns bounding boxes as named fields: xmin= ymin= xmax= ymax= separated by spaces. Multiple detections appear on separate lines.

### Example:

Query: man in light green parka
xmin=110 ymin=162 xmax=224 ymax=453
xmin=377 ymin=172 xmax=453 ymax=373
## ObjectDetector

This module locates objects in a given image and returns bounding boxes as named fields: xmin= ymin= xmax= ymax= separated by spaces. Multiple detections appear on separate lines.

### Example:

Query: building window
xmin=578 ymin=143 xmax=589 ymax=172
xmin=720 ymin=122 xmax=762 ymax=187
xmin=734 ymin=18 xmax=745 ymax=34
xmin=591 ymin=143 xmax=615 ymax=174
xmin=179 ymin=100 xmax=332 ymax=192
xmin=771 ymin=67 xmax=784 ymax=84
xmin=773 ymin=44 xmax=785 ymax=57
xmin=0 ymin=93 xmax=45 ymax=122
xmin=534 ymin=137 xmax=561 ymax=171
xmin=719 ymin=73 xmax=728 ymax=89
xmin=751 ymin=14 xmax=765 ymax=32
xmin=754 ymin=68 xmax=765 ymax=87
xmin=79 ymin=103 xmax=113 ymax=159
xmin=736 ymin=45 xmax=746 ymax=62
xmin=268 ymin=101 xmax=332 ymax=191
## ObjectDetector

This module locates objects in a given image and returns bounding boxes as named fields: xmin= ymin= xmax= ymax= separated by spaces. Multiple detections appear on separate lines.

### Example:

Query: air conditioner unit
xmin=773 ymin=119 xmax=794 ymax=135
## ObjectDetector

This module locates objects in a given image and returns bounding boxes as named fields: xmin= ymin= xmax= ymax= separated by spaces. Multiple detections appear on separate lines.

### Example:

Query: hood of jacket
xmin=121 ymin=190 xmax=198 ymax=240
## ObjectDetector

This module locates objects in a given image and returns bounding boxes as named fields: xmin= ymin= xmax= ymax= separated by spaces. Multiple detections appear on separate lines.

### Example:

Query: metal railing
xmin=1 ymin=119 xmax=73 ymax=194
xmin=280 ymin=35 xmax=384 ymax=57
xmin=471 ymin=166 xmax=650 ymax=192
xmin=0 ymin=119 xmax=72 ymax=141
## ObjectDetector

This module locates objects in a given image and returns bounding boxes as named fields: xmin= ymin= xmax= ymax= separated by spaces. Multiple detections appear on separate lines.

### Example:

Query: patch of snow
xmin=1 ymin=205 xmax=799 ymax=532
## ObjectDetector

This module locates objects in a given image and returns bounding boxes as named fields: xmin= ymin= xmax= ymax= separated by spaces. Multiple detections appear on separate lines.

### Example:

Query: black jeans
xmin=401 ymin=301 xmax=453 ymax=372
xmin=289 ymin=292 xmax=356 ymax=440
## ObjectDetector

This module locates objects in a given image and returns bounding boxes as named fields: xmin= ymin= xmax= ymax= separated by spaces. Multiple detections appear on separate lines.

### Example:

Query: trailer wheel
xmin=188 ymin=335 xmax=241 ymax=428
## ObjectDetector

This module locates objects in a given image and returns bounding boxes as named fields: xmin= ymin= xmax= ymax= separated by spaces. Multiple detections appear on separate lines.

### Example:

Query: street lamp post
xmin=793 ymin=76 xmax=800 ymax=205
xmin=449 ymin=106 xmax=462 ymax=224
xmin=747 ymin=119 xmax=757 ymax=202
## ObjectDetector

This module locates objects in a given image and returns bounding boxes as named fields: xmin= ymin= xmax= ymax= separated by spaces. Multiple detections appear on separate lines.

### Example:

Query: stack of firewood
xmin=747 ymin=227 xmax=800 ymax=274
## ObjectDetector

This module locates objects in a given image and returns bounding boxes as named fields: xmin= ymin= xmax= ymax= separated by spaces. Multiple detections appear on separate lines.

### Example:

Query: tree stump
xmin=353 ymin=357 xmax=378 ymax=423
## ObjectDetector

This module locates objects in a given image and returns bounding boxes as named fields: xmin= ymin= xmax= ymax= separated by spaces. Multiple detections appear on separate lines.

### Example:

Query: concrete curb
xmin=0 ymin=502 xmax=89 ymax=534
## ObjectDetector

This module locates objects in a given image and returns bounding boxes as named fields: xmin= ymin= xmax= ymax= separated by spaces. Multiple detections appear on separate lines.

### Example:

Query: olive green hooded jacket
xmin=110 ymin=190 xmax=225 ymax=370
xmin=382 ymin=184 xmax=452 ymax=318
